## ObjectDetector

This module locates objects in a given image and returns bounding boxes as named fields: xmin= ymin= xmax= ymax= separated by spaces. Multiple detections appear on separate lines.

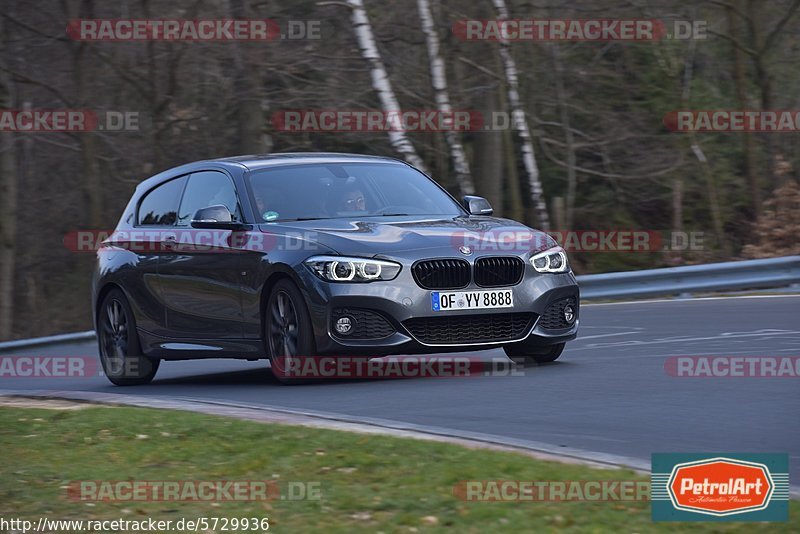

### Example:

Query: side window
xmin=177 ymin=171 xmax=240 ymax=226
xmin=138 ymin=176 xmax=187 ymax=226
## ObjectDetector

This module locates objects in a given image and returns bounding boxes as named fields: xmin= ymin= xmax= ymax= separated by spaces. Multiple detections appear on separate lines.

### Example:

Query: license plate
xmin=431 ymin=289 xmax=513 ymax=311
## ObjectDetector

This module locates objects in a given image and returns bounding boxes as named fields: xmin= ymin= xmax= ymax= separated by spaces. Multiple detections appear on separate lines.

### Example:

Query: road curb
xmin=2 ymin=389 xmax=644 ymax=470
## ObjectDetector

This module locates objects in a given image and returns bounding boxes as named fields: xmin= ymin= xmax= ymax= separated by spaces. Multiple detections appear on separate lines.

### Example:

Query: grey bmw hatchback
xmin=92 ymin=153 xmax=579 ymax=384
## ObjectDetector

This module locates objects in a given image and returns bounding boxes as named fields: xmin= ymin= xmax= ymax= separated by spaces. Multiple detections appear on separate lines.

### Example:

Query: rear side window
xmin=138 ymin=176 xmax=187 ymax=226
xmin=177 ymin=171 xmax=240 ymax=226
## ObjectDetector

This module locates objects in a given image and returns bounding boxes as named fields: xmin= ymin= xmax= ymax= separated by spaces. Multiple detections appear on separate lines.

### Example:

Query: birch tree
xmin=417 ymin=0 xmax=474 ymax=195
xmin=345 ymin=0 xmax=427 ymax=172
xmin=491 ymin=0 xmax=550 ymax=229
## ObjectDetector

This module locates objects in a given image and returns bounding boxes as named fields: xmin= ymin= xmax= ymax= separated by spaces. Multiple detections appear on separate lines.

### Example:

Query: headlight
xmin=530 ymin=246 xmax=570 ymax=273
xmin=304 ymin=256 xmax=401 ymax=282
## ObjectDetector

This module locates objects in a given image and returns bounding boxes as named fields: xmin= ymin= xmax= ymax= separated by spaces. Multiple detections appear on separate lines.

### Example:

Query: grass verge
xmin=0 ymin=404 xmax=796 ymax=532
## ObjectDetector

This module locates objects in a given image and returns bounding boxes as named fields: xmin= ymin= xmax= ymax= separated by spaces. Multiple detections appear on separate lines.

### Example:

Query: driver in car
xmin=338 ymin=187 xmax=366 ymax=212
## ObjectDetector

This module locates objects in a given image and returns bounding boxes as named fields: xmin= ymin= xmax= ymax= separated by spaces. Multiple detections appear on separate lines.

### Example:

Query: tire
xmin=97 ymin=288 xmax=160 ymax=385
xmin=265 ymin=279 xmax=317 ymax=384
xmin=503 ymin=342 xmax=565 ymax=365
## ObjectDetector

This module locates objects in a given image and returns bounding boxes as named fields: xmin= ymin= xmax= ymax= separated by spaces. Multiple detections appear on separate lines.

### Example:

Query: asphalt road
xmin=2 ymin=296 xmax=799 ymax=479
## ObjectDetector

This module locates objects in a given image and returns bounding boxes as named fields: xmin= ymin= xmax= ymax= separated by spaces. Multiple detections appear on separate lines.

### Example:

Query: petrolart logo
xmin=652 ymin=454 xmax=789 ymax=521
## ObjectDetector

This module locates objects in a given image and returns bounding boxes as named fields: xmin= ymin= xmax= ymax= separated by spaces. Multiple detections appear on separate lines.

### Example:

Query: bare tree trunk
xmin=231 ymin=0 xmax=271 ymax=154
xmin=346 ymin=0 xmax=427 ymax=172
xmin=690 ymin=143 xmax=726 ymax=253
xmin=552 ymin=196 xmax=566 ymax=231
xmin=0 ymin=21 xmax=17 ymax=339
xmin=671 ymin=177 xmax=683 ymax=262
xmin=79 ymin=123 xmax=102 ymax=226
xmin=494 ymin=65 xmax=523 ymax=222
xmin=502 ymin=121 xmax=523 ymax=221
xmin=551 ymin=44 xmax=576 ymax=229
xmin=728 ymin=1 xmax=759 ymax=213
xmin=474 ymin=89 xmax=503 ymax=215
xmin=748 ymin=0 xmax=776 ymax=186
xmin=682 ymin=39 xmax=726 ymax=253
xmin=491 ymin=0 xmax=550 ymax=229
xmin=417 ymin=0 xmax=473 ymax=194
xmin=65 ymin=0 xmax=103 ymax=227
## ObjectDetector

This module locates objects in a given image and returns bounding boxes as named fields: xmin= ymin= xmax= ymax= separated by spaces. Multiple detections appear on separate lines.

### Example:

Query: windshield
xmin=246 ymin=162 xmax=464 ymax=222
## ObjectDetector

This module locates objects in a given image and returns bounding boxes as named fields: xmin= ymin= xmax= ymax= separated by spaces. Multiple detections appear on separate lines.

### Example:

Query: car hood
xmin=257 ymin=216 xmax=556 ymax=260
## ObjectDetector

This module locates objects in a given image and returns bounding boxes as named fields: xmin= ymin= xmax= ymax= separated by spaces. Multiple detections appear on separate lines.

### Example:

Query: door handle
xmin=162 ymin=233 xmax=178 ymax=251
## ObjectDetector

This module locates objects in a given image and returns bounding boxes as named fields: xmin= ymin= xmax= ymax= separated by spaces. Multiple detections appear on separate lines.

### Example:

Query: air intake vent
xmin=412 ymin=259 xmax=471 ymax=290
xmin=474 ymin=256 xmax=525 ymax=287
xmin=403 ymin=313 xmax=535 ymax=345
xmin=331 ymin=308 xmax=395 ymax=339
xmin=539 ymin=297 xmax=578 ymax=330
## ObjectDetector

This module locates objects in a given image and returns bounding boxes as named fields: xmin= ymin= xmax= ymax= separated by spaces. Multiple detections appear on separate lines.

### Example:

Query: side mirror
xmin=190 ymin=205 xmax=239 ymax=229
xmin=463 ymin=195 xmax=493 ymax=216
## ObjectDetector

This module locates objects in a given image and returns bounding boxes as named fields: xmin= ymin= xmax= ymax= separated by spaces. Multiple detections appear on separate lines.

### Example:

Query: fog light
xmin=335 ymin=316 xmax=355 ymax=335
xmin=563 ymin=304 xmax=575 ymax=324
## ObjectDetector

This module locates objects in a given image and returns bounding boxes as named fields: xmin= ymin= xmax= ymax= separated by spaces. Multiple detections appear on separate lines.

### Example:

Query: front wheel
xmin=97 ymin=289 xmax=160 ymax=385
xmin=503 ymin=342 xmax=565 ymax=365
xmin=265 ymin=279 xmax=316 ymax=384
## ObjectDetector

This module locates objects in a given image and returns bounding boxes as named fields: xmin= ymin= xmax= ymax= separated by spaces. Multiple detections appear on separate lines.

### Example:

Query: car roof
xmin=136 ymin=152 xmax=408 ymax=193
xmin=215 ymin=152 xmax=405 ymax=170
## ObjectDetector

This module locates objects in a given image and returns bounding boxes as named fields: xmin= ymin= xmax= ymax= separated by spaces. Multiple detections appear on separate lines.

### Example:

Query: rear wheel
xmin=97 ymin=289 xmax=160 ymax=385
xmin=503 ymin=342 xmax=565 ymax=365
xmin=266 ymin=279 xmax=316 ymax=384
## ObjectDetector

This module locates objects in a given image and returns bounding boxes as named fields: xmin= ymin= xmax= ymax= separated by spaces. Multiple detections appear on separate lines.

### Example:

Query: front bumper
xmin=298 ymin=259 xmax=580 ymax=356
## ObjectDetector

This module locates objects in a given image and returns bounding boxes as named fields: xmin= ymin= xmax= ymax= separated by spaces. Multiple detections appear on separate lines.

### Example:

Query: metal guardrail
xmin=577 ymin=256 xmax=800 ymax=300
xmin=0 ymin=330 xmax=95 ymax=351
xmin=1 ymin=256 xmax=798 ymax=350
